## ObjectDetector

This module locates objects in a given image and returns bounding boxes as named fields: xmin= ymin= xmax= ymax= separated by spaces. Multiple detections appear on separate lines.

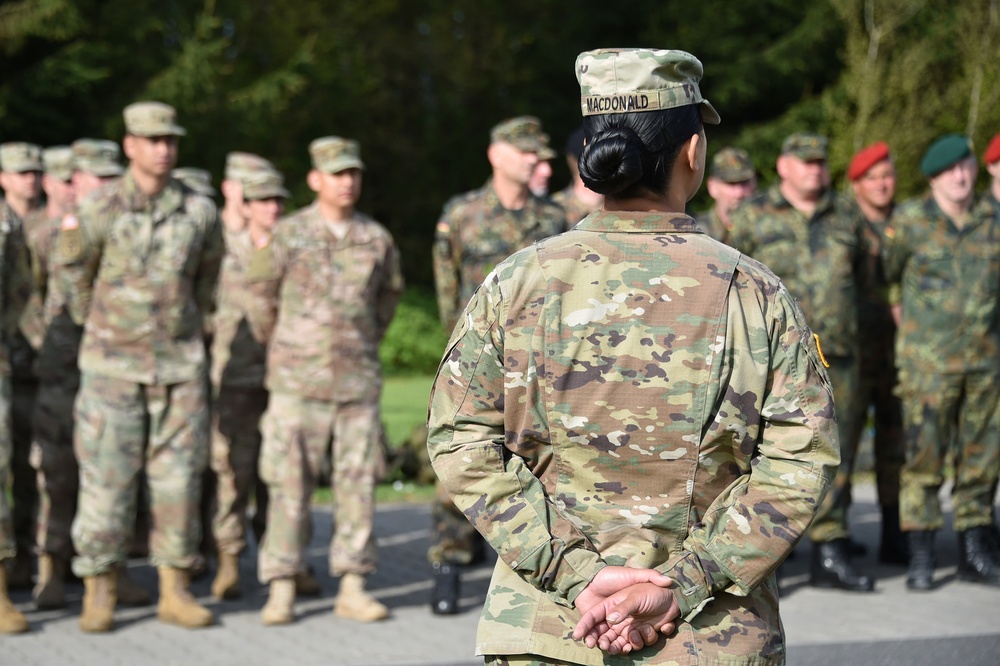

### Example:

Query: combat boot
xmin=33 ymin=554 xmax=68 ymax=610
xmin=156 ymin=566 xmax=214 ymax=628
xmin=334 ymin=573 xmax=389 ymax=622
xmin=7 ymin=551 xmax=32 ymax=589
xmin=905 ymin=530 xmax=935 ymax=591
xmin=116 ymin=564 xmax=152 ymax=606
xmin=211 ymin=552 xmax=242 ymax=600
xmin=878 ymin=504 xmax=909 ymax=565
xmin=0 ymin=565 xmax=29 ymax=634
xmin=430 ymin=562 xmax=460 ymax=615
xmin=260 ymin=578 xmax=295 ymax=625
xmin=809 ymin=539 xmax=876 ymax=592
xmin=79 ymin=572 xmax=116 ymax=633
xmin=957 ymin=527 xmax=1000 ymax=587
xmin=294 ymin=567 xmax=321 ymax=597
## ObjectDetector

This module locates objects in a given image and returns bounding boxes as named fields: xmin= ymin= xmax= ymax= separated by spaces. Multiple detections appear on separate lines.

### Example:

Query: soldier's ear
xmin=306 ymin=169 xmax=323 ymax=194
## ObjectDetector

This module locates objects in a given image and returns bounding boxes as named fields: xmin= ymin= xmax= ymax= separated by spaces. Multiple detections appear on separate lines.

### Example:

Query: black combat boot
xmin=957 ymin=527 xmax=1000 ymax=587
xmin=430 ymin=562 xmax=460 ymax=615
xmin=905 ymin=530 xmax=935 ymax=591
xmin=879 ymin=505 xmax=909 ymax=565
xmin=810 ymin=539 xmax=875 ymax=592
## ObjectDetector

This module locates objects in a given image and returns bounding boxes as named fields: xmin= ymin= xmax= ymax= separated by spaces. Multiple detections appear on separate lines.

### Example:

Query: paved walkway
xmin=4 ymin=483 xmax=999 ymax=665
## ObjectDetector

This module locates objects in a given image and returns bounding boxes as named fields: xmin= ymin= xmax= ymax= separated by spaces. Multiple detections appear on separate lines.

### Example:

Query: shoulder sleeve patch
xmin=56 ymin=227 xmax=84 ymax=263
xmin=248 ymin=245 xmax=279 ymax=282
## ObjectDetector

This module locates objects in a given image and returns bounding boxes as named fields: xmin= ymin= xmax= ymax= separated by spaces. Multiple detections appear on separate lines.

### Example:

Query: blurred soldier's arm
xmin=881 ymin=214 xmax=908 ymax=328
xmin=375 ymin=236 xmax=404 ymax=343
xmin=1 ymin=215 xmax=32 ymax=338
xmin=194 ymin=208 xmax=224 ymax=337
xmin=54 ymin=206 xmax=106 ymax=326
xmin=244 ymin=230 xmax=286 ymax=345
xmin=432 ymin=206 xmax=460 ymax=333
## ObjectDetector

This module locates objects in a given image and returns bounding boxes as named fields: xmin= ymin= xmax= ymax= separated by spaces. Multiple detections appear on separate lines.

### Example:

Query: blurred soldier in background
xmin=430 ymin=116 xmax=565 ymax=614
xmin=527 ymin=141 xmax=556 ymax=197
xmin=694 ymin=146 xmax=756 ymax=244
xmin=220 ymin=153 xmax=275 ymax=233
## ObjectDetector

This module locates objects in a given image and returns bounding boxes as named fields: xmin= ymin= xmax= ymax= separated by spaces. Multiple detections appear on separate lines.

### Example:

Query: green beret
xmin=920 ymin=134 xmax=972 ymax=177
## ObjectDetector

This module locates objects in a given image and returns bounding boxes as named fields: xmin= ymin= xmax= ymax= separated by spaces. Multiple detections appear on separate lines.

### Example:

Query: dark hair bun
xmin=578 ymin=127 xmax=644 ymax=195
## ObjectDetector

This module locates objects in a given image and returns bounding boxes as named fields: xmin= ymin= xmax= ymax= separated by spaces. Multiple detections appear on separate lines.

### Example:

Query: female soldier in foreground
xmin=427 ymin=48 xmax=840 ymax=665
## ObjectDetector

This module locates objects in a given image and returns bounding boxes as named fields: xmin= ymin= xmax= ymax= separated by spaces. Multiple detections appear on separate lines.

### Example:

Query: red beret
xmin=983 ymin=133 xmax=1000 ymax=165
xmin=847 ymin=141 xmax=891 ymax=181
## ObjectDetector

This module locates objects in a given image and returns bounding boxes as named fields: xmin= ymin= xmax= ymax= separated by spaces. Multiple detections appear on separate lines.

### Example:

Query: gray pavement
xmin=4 ymin=483 xmax=999 ymax=665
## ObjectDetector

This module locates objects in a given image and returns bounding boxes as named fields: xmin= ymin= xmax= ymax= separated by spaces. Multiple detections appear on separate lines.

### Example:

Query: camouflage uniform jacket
xmin=56 ymin=172 xmax=223 ymax=385
xmin=210 ymin=227 xmax=270 ymax=390
xmin=694 ymin=206 xmax=728 ymax=244
xmin=0 ymin=202 xmax=31 ymax=377
xmin=729 ymin=185 xmax=868 ymax=358
xmin=433 ymin=180 xmax=565 ymax=332
xmin=883 ymin=193 xmax=1000 ymax=374
xmin=427 ymin=210 xmax=839 ymax=665
xmin=551 ymin=186 xmax=596 ymax=231
xmin=247 ymin=203 xmax=403 ymax=403
xmin=22 ymin=211 xmax=83 ymax=383
xmin=9 ymin=208 xmax=44 ymax=380
xmin=857 ymin=206 xmax=897 ymax=366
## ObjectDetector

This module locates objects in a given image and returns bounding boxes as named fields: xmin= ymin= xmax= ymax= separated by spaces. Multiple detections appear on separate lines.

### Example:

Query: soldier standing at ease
xmin=884 ymin=135 xmax=1000 ymax=590
xmin=0 ymin=198 xmax=32 ymax=633
xmin=730 ymin=133 xmax=875 ymax=592
xmin=694 ymin=146 xmax=756 ymax=244
xmin=551 ymin=125 xmax=603 ymax=229
xmin=58 ymin=101 xmax=223 ymax=631
xmin=846 ymin=142 xmax=908 ymax=565
xmin=430 ymin=116 xmax=566 ymax=614
xmin=209 ymin=167 xmax=289 ymax=601
xmin=247 ymin=137 xmax=403 ymax=625
xmin=0 ymin=142 xmax=43 ymax=589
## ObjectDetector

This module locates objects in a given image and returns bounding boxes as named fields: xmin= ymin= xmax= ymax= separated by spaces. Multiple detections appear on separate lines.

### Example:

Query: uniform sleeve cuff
xmin=556 ymin=548 xmax=607 ymax=606
xmin=656 ymin=551 xmax=716 ymax=622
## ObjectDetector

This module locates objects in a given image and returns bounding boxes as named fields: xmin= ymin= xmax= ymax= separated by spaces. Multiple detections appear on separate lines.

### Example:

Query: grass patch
xmin=313 ymin=482 xmax=437 ymax=506
xmin=381 ymin=374 xmax=434 ymax=448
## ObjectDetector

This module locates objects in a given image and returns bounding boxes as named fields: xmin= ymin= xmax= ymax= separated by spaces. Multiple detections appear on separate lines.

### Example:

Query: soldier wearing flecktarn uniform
xmin=430 ymin=116 xmax=566 ymax=614
xmin=694 ymin=146 xmax=756 ymax=244
xmin=247 ymin=137 xmax=403 ymax=625
xmin=884 ymin=134 xmax=1000 ymax=590
xmin=58 ymin=102 xmax=222 ymax=632
xmin=428 ymin=48 xmax=838 ymax=664
xmin=730 ymin=133 xmax=875 ymax=594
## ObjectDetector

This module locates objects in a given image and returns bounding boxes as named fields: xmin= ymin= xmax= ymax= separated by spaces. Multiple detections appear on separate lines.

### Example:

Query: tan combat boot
xmin=33 ymin=554 xmax=67 ymax=610
xmin=116 ymin=564 xmax=152 ymax=606
xmin=156 ymin=566 xmax=214 ymax=628
xmin=333 ymin=573 xmax=389 ymax=622
xmin=211 ymin=552 xmax=241 ymax=600
xmin=0 ymin=565 xmax=29 ymax=634
xmin=80 ymin=571 xmax=116 ymax=633
xmin=260 ymin=578 xmax=295 ymax=625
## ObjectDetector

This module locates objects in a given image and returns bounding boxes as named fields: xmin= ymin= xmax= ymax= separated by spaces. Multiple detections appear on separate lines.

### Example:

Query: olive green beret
xmin=920 ymin=134 xmax=972 ymax=177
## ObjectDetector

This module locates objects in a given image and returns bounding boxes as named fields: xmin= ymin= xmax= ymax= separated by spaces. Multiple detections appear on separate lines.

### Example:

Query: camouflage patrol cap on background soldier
xmin=242 ymin=169 xmax=290 ymax=200
xmin=225 ymin=151 xmax=275 ymax=182
xmin=309 ymin=136 xmax=364 ymax=173
xmin=537 ymin=138 xmax=557 ymax=161
xmin=43 ymin=146 xmax=75 ymax=181
xmin=123 ymin=101 xmax=186 ymax=137
xmin=172 ymin=167 xmax=217 ymax=196
xmin=490 ymin=116 xmax=551 ymax=152
xmin=710 ymin=147 xmax=755 ymax=183
xmin=0 ymin=142 xmax=44 ymax=172
xmin=781 ymin=133 xmax=828 ymax=161
xmin=72 ymin=138 xmax=124 ymax=176
xmin=576 ymin=48 xmax=720 ymax=124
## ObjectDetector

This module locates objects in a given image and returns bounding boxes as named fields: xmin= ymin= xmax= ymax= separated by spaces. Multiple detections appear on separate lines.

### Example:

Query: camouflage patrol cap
xmin=71 ymin=138 xmax=124 ymax=177
xmin=490 ymin=116 xmax=551 ymax=152
xmin=225 ymin=151 xmax=275 ymax=181
xmin=172 ymin=167 xmax=216 ymax=196
xmin=575 ymin=48 xmax=720 ymax=124
xmin=123 ymin=101 xmax=186 ymax=137
xmin=781 ymin=133 xmax=828 ymax=161
xmin=710 ymin=147 xmax=755 ymax=183
xmin=242 ymin=169 xmax=290 ymax=200
xmin=537 ymin=136 xmax=557 ymax=161
xmin=0 ymin=142 xmax=44 ymax=172
xmin=43 ymin=146 xmax=75 ymax=181
xmin=309 ymin=136 xmax=364 ymax=173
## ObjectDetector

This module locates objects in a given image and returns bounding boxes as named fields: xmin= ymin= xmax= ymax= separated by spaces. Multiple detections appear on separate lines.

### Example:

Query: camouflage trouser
xmin=428 ymin=482 xmax=482 ymax=565
xmin=29 ymin=378 xmax=80 ymax=560
xmin=854 ymin=340 xmax=904 ymax=507
xmin=0 ymin=375 xmax=14 ymax=561
xmin=257 ymin=391 xmax=384 ymax=583
xmin=897 ymin=370 xmax=1000 ymax=532
xmin=808 ymin=355 xmax=864 ymax=543
xmin=71 ymin=373 xmax=210 ymax=577
xmin=210 ymin=385 xmax=268 ymax=556
xmin=12 ymin=378 xmax=39 ymax=557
